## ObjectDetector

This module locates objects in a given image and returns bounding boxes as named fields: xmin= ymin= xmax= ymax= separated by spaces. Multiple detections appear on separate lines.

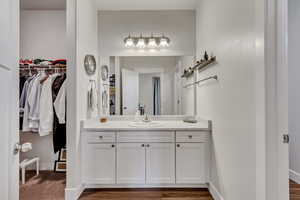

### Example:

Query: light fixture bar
xmin=124 ymin=33 xmax=170 ymax=49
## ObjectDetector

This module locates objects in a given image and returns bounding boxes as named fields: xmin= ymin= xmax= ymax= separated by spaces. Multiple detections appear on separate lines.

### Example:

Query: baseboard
xmin=65 ymin=184 xmax=85 ymax=200
xmin=209 ymin=182 xmax=224 ymax=200
xmin=290 ymin=169 xmax=300 ymax=184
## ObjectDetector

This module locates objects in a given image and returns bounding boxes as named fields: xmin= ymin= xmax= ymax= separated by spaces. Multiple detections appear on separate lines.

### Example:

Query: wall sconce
xmin=124 ymin=33 xmax=170 ymax=49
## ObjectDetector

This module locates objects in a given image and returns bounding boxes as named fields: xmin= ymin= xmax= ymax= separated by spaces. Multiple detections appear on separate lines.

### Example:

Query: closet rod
xmin=183 ymin=75 xmax=218 ymax=88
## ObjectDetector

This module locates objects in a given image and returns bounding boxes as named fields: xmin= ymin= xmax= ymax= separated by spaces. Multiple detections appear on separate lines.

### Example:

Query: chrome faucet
xmin=138 ymin=104 xmax=145 ymax=115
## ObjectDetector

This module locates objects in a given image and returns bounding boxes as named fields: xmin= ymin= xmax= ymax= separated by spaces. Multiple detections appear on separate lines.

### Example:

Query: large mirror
xmin=107 ymin=56 xmax=195 ymax=116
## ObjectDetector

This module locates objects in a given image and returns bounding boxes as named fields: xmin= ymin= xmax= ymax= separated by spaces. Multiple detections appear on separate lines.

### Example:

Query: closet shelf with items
xmin=19 ymin=58 xmax=67 ymax=171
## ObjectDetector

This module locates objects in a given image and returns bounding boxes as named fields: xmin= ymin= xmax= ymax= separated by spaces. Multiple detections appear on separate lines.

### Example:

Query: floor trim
xmin=84 ymin=183 xmax=208 ymax=189
xmin=65 ymin=184 xmax=85 ymax=200
xmin=208 ymin=182 xmax=224 ymax=200
xmin=290 ymin=169 xmax=300 ymax=184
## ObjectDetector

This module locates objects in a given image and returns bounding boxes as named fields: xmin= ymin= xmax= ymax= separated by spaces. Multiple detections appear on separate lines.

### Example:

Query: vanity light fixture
xmin=136 ymin=34 xmax=146 ymax=49
xmin=123 ymin=33 xmax=170 ymax=49
xmin=159 ymin=34 xmax=170 ymax=48
xmin=148 ymin=34 xmax=158 ymax=49
xmin=124 ymin=34 xmax=135 ymax=48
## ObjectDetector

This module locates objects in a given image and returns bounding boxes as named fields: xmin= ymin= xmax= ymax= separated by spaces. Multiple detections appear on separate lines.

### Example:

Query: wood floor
xmin=79 ymin=188 xmax=213 ymax=200
xmin=290 ymin=180 xmax=300 ymax=200
xmin=20 ymin=171 xmax=300 ymax=200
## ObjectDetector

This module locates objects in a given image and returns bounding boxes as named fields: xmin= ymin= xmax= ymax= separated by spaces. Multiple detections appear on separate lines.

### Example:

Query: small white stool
xmin=20 ymin=157 xmax=40 ymax=184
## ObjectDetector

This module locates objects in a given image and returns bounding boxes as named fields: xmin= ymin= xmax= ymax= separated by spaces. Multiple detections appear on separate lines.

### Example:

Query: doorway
xmin=19 ymin=0 xmax=67 ymax=199
xmin=288 ymin=0 xmax=300 ymax=199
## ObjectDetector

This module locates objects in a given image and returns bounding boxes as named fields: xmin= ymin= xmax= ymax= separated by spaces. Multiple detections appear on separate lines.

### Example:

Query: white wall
xmin=66 ymin=0 xmax=98 ymax=197
xmin=178 ymin=56 xmax=196 ymax=115
xmin=20 ymin=11 xmax=67 ymax=59
xmin=120 ymin=56 xmax=177 ymax=115
xmin=289 ymin=0 xmax=300 ymax=183
xmin=20 ymin=10 xmax=67 ymax=170
xmin=98 ymin=10 xmax=196 ymax=57
xmin=195 ymin=1 xmax=258 ymax=199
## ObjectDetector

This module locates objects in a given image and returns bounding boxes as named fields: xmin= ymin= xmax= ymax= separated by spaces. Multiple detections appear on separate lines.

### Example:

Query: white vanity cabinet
xmin=82 ymin=132 xmax=116 ymax=184
xmin=117 ymin=143 xmax=146 ymax=184
xmin=81 ymin=129 xmax=210 ymax=187
xmin=146 ymin=143 xmax=175 ymax=184
xmin=176 ymin=131 xmax=210 ymax=184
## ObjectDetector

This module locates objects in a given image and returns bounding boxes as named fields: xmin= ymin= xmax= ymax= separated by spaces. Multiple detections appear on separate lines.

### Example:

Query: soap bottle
xmin=134 ymin=109 xmax=141 ymax=122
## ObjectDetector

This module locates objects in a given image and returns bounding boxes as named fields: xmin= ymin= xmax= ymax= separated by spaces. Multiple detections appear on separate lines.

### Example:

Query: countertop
xmin=82 ymin=117 xmax=211 ymax=132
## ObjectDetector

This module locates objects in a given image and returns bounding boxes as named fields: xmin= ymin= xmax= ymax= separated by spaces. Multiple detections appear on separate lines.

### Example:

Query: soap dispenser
xmin=134 ymin=109 xmax=141 ymax=122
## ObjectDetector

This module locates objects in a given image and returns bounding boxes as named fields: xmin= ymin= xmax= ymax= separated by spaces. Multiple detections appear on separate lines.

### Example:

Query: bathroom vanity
xmin=81 ymin=117 xmax=211 ymax=188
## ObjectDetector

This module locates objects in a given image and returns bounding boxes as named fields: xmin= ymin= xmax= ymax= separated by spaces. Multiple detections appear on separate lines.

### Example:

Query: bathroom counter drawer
xmin=85 ymin=132 xmax=116 ymax=143
xmin=176 ymin=131 xmax=210 ymax=143
xmin=117 ymin=131 xmax=175 ymax=143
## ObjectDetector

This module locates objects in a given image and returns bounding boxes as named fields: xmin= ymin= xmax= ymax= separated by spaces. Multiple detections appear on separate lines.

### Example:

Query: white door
xmin=122 ymin=69 xmax=139 ymax=115
xmin=176 ymin=143 xmax=207 ymax=184
xmin=146 ymin=143 xmax=175 ymax=184
xmin=82 ymin=143 xmax=116 ymax=184
xmin=117 ymin=143 xmax=146 ymax=184
xmin=0 ymin=0 xmax=19 ymax=199
xmin=277 ymin=0 xmax=289 ymax=198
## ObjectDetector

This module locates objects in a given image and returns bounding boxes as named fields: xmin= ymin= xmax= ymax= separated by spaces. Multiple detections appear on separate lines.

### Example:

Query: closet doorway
xmin=19 ymin=0 xmax=67 ymax=199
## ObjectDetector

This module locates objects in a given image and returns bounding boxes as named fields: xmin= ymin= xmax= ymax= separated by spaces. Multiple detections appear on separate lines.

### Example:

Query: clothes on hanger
xmin=19 ymin=64 xmax=67 ymax=153
xmin=52 ymin=74 xmax=66 ymax=153
xmin=39 ymin=74 xmax=60 ymax=136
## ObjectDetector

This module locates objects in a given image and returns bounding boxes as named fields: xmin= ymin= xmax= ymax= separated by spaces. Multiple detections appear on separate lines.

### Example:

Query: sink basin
xmin=128 ymin=121 xmax=163 ymax=128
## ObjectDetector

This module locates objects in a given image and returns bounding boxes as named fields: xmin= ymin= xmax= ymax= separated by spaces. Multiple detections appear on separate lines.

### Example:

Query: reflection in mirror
xmin=108 ymin=56 xmax=195 ymax=116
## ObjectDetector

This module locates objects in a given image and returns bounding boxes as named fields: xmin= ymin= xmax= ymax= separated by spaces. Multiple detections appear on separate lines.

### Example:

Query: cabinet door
xmin=176 ymin=143 xmax=208 ymax=184
xmin=82 ymin=143 xmax=116 ymax=184
xmin=146 ymin=143 xmax=175 ymax=184
xmin=117 ymin=143 xmax=146 ymax=184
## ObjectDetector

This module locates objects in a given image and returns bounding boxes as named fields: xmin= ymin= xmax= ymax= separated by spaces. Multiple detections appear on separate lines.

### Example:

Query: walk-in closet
xmin=19 ymin=0 xmax=67 ymax=199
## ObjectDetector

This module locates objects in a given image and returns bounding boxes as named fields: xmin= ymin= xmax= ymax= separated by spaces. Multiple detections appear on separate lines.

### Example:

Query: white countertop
xmin=82 ymin=117 xmax=211 ymax=132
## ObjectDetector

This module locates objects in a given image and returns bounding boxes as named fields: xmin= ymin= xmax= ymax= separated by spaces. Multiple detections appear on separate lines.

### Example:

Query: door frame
xmin=264 ymin=0 xmax=289 ymax=199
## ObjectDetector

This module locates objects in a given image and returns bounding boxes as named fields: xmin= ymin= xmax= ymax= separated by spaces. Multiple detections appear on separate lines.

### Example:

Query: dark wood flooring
xmin=20 ymin=171 xmax=300 ymax=200
xmin=80 ymin=188 xmax=213 ymax=200
xmin=290 ymin=180 xmax=300 ymax=200
xmin=20 ymin=171 xmax=66 ymax=200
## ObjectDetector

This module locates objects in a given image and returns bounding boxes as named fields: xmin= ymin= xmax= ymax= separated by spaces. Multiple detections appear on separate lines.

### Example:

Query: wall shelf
xmin=181 ymin=56 xmax=217 ymax=79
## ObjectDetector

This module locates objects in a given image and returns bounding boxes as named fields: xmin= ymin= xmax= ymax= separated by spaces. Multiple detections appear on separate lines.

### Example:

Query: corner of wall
xmin=65 ymin=184 xmax=85 ymax=200
xmin=209 ymin=182 xmax=224 ymax=200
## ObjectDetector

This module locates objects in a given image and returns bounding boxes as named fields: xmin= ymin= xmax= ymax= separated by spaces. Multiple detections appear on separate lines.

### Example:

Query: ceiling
xmin=21 ymin=0 xmax=66 ymax=10
xmin=94 ymin=0 xmax=197 ymax=10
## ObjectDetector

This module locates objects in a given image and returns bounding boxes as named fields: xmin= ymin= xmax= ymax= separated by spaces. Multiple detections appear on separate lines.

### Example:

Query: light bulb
xmin=136 ymin=36 xmax=146 ymax=49
xmin=148 ymin=38 xmax=157 ymax=48
xmin=124 ymin=35 xmax=134 ymax=48
xmin=159 ymin=35 xmax=170 ymax=48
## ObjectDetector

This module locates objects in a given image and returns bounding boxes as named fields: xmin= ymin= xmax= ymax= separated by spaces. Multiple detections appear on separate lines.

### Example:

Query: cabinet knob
xmin=111 ymin=144 xmax=115 ymax=148
xmin=146 ymin=144 xmax=150 ymax=147
xmin=99 ymin=136 xmax=103 ymax=139
xmin=177 ymin=144 xmax=180 ymax=148
xmin=141 ymin=144 xmax=145 ymax=147
xmin=188 ymin=135 xmax=193 ymax=139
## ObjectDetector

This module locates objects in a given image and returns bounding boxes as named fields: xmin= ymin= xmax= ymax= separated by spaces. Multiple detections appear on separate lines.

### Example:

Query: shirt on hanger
xmin=39 ymin=74 xmax=60 ymax=136
xmin=54 ymin=80 xmax=66 ymax=124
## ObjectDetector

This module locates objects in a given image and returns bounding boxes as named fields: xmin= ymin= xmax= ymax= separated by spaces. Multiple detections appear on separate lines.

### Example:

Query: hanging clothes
xmin=52 ymin=74 xmax=66 ymax=153
xmin=22 ymin=74 xmax=38 ymax=132
xmin=54 ymin=80 xmax=66 ymax=124
xmin=39 ymin=74 xmax=60 ymax=136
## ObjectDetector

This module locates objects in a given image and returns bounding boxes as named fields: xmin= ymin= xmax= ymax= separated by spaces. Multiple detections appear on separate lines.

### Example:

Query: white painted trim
xmin=289 ymin=170 xmax=300 ymax=184
xmin=84 ymin=183 xmax=208 ymax=189
xmin=65 ymin=184 xmax=85 ymax=200
xmin=264 ymin=0 xmax=289 ymax=199
xmin=209 ymin=182 xmax=224 ymax=200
